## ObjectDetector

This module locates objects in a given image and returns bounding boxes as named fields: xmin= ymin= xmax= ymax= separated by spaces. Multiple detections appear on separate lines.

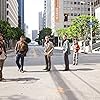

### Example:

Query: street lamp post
xmin=89 ymin=1 xmax=93 ymax=53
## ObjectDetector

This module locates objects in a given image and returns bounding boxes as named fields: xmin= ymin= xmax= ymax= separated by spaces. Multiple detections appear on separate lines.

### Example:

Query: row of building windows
xmin=63 ymin=1 xmax=94 ymax=5
xmin=64 ymin=13 xmax=94 ymax=22
xmin=94 ymin=0 xmax=100 ymax=6
xmin=64 ymin=7 xmax=92 ymax=11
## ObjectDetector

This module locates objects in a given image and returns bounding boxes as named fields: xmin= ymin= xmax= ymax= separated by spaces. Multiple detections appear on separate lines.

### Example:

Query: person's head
xmin=45 ymin=36 xmax=50 ymax=42
xmin=63 ymin=35 xmax=67 ymax=40
xmin=20 ymin=35 xmax=25 ymax=42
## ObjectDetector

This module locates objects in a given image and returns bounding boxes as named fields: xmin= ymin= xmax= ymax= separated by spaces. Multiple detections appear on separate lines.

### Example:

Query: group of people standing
xmin=43 ymin=35 xmax=80 ymax=71
xmin=0 ymin=33 xmax=80 ymax=81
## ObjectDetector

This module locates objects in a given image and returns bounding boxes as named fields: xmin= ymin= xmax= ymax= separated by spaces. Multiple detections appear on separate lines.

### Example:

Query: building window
xmin=78 ymin=14 xmax=80 ymax=16
xmin=71 ymin=2 xmax=73 ymax=4
xmin=67 ymin=25 xmax=70 ymax=27
xmin=64 ymin=13 xmax=68 ymax=21
xmin=7 ymin=4 xmax=9 ymax=8
xmin=71 ymin=13 xmax=73 ymax=16
xmin=78 ymin=8 xmax=80 ymax=10
xmin=88 ymin=8 xmax=90 ymax=11
xmin=74 ymin=13 xmax=77 ymax=16
xmin=74 ymin=2 xmax=76 ymax=4
xmin=7 ymin=11 xmax=9 ymax=15
xmin=7 ymin=18 xmax=9 ymax=21
xmin=78 ymin=2 xmax=80 ymax=5
xmin=64 ymin=25 xmax=66 ymax=28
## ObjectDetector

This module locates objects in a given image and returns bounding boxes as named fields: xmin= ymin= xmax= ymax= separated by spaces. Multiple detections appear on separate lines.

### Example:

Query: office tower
xmin=39 ymin=12 xmax=43 ymax=31
xmin=17 ymin=0 xmax=24 ymax=31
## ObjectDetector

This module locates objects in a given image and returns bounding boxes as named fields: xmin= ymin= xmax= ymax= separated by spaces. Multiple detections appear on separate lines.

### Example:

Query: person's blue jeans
xmin=16 ymin=53 xmax=24 ymax=71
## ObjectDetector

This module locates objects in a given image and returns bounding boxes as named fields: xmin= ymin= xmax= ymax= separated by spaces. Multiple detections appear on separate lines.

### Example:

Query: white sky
xmin=24 ymin=0 xmax=44 ymax=34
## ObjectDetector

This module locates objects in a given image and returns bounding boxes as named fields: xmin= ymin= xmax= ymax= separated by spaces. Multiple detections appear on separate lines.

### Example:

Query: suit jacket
xmin=63 ymin=40 xmax=71 ymax=55
xmin=44 ymin=41 xmax=54 ymax=56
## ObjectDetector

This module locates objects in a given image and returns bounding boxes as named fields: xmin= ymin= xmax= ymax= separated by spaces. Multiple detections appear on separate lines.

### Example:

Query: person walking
xmin=0 ymin=33 xmax=6 ymax=81
xmin=44 ymin=36 xmax=54 ymax=71
xmin=73 ymin=41 xmax=80 ymax=65
xmin=62 ymin=35 xmax=70 ymax=71
xmin=15 ymin=35 xmax=28 ymax=73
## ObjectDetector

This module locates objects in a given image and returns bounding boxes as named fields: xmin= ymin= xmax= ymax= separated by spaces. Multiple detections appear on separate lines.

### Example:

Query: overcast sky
xmin=24 ymin=0 xmax=44 ymax=33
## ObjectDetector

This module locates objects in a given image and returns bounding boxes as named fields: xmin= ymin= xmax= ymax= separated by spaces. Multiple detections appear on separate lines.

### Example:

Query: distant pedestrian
xmin=62 ymin=35 xmax=70 ymax=71
xmin=44 ymin=36 xmax=54 ymax=71
xmin=0 ymin=33 xmax=7 ymax=81
xmin=15 ymin=35 xmax=28 ymax=73
xmin=72 ymin=41 xmax=80 ymax=65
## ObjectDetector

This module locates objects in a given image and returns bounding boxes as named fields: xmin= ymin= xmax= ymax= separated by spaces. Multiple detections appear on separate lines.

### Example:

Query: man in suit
xmin=62 ymin=35 xmax=70 ymax=71
xmin=44 ymin=36 xmax=54 ymax=71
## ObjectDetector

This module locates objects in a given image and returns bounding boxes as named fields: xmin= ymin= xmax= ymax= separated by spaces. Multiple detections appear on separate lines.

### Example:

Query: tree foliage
xmin=0 ymin=20 xmax=24 ymax=40
xmin=57 ymin=15 xmax=100 ymax=40
xmin=38 ymin=27 xmax=52 ymax=44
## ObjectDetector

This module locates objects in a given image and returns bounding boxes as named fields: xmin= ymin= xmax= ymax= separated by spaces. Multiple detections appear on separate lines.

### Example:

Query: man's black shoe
xmin=64 ymin=69 xmax=69 ymax=71
xmin=47 ymin=69 xmax=50 ymax=71
xmin=43 ymin=68 xmax=48 ymax=70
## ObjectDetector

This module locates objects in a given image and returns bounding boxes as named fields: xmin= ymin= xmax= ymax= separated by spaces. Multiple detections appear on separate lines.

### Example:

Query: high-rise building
xmin=0 ymin=0 xmax=18 ymax=27
xmin=6 ymin=0 xmax=18 ymax=27
xmin=43 ymin=0 xmax=46 ymax=28
xmin=0 ymin=0 xmax=6 ymax=21
xmin=32 ymin=30 xmax=38 ymax=41
xmin=24 ymin=23 xmax=28 ymax=37
xmin=94 ymin=0 xmax=100 ymax=23
xmin=51 ymin=0 xmax=95 ymax=36
xmin=39 ymin=12 xmax=43 ymax=31
xmin=43 ymin=0 xmax=51 ymax=28
xmin=17 ymin=0 xmax=24 ymax=31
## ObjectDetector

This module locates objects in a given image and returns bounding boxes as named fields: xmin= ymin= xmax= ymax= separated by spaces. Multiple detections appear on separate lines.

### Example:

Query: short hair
xmin=20 ymin=35 xmax=25 ymax=38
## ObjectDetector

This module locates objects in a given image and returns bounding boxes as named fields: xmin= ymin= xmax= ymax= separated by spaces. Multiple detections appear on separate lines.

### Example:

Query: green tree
xmin=38 ymin=27 xmax=52 ymax=44
xmin=57 ymin=15 xmax=100 ymax=40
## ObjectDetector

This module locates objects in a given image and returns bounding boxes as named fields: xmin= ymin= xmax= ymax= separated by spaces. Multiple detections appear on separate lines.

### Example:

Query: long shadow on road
xmin=49 ymin=65 xmax=78 ymax=100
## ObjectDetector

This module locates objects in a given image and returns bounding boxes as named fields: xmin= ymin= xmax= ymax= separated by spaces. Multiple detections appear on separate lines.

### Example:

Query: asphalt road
xmin=4 ymin=45 xmax=100 ymax=67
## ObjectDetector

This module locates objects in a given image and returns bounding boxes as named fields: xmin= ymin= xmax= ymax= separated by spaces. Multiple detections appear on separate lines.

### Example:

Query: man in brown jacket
xmin=44 ymin=36 xmax=54 ymax=71
xmin=15 ymin=35 xmax=28 ymax=72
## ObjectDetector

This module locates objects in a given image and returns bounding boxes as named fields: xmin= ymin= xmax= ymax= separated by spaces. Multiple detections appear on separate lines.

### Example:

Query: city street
xmin=0 ymin=46 xmax=100 ymax=100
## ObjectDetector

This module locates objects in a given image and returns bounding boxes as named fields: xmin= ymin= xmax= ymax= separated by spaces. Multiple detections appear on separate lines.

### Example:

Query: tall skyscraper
xmin=0 ymin=0 xmax=6 ymax=21
xmin=6 ymin=0 xmax=18 ymax=27
xmin=39 ymin=11 xmax=43 ymax=31
xmin=43 ymin=0 xmax=51 ymax=28
xmin=32 ymin=30 xmax=38 ymax=41
xmin=17 ymin=0 xmax=24 ymax=31
xmin=51 ymin=0 xmax=95 ymax=36
xmin=0 ymin=0 xmax=18 ymax=27
xmin=43 ymin=0 xmax=46 ymax=28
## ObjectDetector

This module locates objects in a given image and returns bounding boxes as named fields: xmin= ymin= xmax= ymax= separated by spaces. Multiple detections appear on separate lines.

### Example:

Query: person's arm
xmin=48 ymin=42 xmax=54 ymax=54
xmin=3 ymin=42 xmax=6 ymax=54
xmin=15 ymin=42 xmax=19 ymax=54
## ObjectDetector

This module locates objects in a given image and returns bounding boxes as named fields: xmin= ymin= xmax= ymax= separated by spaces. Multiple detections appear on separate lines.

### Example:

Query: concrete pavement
xmin=0 ymin=63 xmax=100 ymax=100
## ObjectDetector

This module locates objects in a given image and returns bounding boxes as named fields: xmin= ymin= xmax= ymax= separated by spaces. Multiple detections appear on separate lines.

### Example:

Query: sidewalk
xmin=0 ymin=64 xmax=100 ymax=100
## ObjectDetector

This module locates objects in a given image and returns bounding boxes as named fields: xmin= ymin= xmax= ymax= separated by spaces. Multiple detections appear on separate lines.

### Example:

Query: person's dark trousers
xmin=45 ymin=55 xmax=51 ymax=70
xmin=64 ymin=52 xmax=69 ymax=70
xmin=0 ymin=60 xmax=4 ymax=81
xmin=16 ymin=53 xmax=24 ymax=71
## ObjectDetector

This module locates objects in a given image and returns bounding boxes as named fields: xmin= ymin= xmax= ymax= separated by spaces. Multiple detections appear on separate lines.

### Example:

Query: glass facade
xmin=17 ymin=0 xmax=24 ymax=31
